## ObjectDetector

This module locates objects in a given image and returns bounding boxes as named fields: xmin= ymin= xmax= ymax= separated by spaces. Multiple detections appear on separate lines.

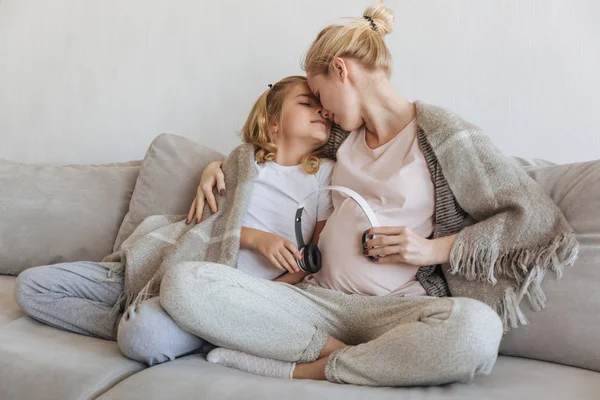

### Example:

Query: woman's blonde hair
xmin=303 ymin=3 xmax=395 ymax=77
xmin=241 ymin=75 xmax=321 ymax=174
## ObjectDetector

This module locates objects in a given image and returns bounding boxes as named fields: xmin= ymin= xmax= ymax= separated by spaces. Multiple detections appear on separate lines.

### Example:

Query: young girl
xmin=14 ymin=75 xmax=335 ymax=366
xmin=213 ymin=75 xmax=334 ymax=285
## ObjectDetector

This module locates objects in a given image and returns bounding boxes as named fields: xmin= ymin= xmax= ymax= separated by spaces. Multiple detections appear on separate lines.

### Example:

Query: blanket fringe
xmin=109 ymin=291 xmax=126 ymax=320
xmin=94 ymin=263 xmax=126 ymax=319
xmin=105 ymin=263 xmax=125 ymax=282
xmin=450 ymin=232 xmax=579 ymax=330
xmin=491 ymin=287 xmax=528 ymax=332
xmin=130 ymin=278 xmax=156 ymax=308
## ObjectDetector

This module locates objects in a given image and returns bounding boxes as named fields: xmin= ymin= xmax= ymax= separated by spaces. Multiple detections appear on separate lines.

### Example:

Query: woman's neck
xmin=361 ymin=78 xmax=416 ymax=148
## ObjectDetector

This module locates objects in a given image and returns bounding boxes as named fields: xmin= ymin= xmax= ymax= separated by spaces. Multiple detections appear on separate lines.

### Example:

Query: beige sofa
xmin=1 ymin=134 xmax=599 ymax=400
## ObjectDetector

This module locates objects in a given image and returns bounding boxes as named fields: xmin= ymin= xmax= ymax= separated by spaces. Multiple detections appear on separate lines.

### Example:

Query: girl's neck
xmin=361 ymin=78 xmax=416 ymax=148
xmin=273 ymin=138 xmax=312 ymax=166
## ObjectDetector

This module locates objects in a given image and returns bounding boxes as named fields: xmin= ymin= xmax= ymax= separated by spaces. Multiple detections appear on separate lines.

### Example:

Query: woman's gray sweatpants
xmin=161 ymin=262 xmax=504 ymax=387
xmin=14 ymin=262 xmax=204 ymax=366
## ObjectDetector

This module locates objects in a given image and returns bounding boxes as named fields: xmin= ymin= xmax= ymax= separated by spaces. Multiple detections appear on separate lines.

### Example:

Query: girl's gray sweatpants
xmin=14 ymin=261 xmax=503 ymax=386
xmin=14 ymin=262 xmax=203 ymax=366
xmin=160 ymin=262 xmax=503 ymax=387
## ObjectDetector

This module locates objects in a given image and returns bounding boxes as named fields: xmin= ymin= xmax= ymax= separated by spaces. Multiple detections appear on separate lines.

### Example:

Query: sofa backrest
xmin=0 ymin=160 xmax=140 ymax=275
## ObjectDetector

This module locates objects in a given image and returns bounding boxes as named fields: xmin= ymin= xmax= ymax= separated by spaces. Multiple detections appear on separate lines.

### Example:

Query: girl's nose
xmin=318 ymin=109 xmax=330 ymax=119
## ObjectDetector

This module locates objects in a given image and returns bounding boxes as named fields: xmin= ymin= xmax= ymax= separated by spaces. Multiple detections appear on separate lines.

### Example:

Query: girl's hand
xmin=186 ymin=161 xmax=226 ymax=224
xmin=363 ymin=226 xmax=440 ymax=266
xmin=254 ymin=231 xmax=303 ymax=274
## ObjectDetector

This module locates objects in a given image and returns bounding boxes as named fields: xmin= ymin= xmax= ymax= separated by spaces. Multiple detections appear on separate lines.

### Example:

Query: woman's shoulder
xmin=415 ymin=101 xmax=481 ymax=134
xmin=414 ymin=101 xmax=486 ymax=149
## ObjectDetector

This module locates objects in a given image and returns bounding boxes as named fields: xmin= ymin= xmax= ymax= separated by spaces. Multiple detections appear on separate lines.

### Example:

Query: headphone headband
xmin=295 ymin=186 xmax=379 ymax=249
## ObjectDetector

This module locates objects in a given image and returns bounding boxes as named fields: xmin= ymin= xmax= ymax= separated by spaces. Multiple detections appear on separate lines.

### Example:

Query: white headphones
xmin=295 ymin=186 xmax=380 ymax=273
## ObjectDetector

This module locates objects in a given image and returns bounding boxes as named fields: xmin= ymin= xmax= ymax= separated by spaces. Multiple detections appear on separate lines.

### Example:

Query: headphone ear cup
xmin=309 ymin=244 xmax=321 ymax=273
xmin=300 ymin=243 xmax=321 ymax=273
xmin=362 ymin=231 xmax=378 ymax=261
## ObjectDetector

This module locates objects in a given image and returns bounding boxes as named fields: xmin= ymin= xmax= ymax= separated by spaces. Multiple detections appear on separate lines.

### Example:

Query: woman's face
xmin=307 ymin=69 xmax=363 ymax=132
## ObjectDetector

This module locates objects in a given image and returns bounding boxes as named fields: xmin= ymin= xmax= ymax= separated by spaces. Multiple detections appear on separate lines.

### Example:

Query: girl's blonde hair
xmin=302 ymin=3 xmax=395 ymax=77
xmin=241 ymin=75 xmax=321 ymax=174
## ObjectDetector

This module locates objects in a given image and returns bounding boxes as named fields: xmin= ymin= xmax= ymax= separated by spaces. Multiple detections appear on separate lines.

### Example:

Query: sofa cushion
xmin=112 ymin=134 xmax=224 ymax=251
xmin=500 ymin=160 xmax=600 ymax=372
xmin=97 ymin=354 xmax=600 ymax=400
xmin=0 ymin=317 xmax=145 ymax=400
xmin=0 ymin=160 xmax=140 ymax=275
xmin=0 ymin=276 xmax=23 ymax=325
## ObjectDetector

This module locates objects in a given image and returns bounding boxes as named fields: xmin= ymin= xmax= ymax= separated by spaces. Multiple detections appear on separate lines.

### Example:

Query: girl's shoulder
xmin=317 ymin=159 xmax=335 ymax=186
xmin=318 ymin=158 xmax=335 ymax=173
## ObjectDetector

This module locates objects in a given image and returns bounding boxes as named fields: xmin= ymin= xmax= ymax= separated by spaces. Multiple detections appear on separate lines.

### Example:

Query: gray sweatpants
xmin=14 ymin=262 xmax=203 ymax=366
xmin=161 ymin=262 xmax=504 ymax=387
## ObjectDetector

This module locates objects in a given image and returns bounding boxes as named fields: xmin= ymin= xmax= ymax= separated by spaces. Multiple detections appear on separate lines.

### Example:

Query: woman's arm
xmin=186 ymin=161 xmax=225 ymax=224
xmin=363 ymin=227 xmax=458 ymax=267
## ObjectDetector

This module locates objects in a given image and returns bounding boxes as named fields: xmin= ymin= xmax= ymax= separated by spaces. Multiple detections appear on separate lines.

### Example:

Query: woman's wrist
xmin=430 ymin=234 xmax=458 ymax=265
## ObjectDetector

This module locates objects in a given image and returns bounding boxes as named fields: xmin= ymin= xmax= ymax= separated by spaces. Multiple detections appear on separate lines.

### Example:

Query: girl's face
xmin=307 ymin=67 xmax=363 ymax=132
xmin=276 ymin=82 xmax=332 ymax=150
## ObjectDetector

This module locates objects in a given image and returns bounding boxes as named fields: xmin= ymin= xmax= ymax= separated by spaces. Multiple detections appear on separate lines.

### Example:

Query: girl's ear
xmin=271 ymin=121 xmax=279 ymax=136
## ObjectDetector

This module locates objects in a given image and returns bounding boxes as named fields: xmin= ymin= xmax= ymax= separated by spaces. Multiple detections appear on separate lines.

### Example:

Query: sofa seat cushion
xmin=97 ymin=354 xmax=600 ymax=400
xmin=0 ymin=317 xmax=145 ymax=400
xmin=0 ymin=276 xmax=23 ymax=324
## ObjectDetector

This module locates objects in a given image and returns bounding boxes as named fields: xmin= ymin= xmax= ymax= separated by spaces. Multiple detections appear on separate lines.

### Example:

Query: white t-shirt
xmin=237 ymin=159 xmax=335 ymax=280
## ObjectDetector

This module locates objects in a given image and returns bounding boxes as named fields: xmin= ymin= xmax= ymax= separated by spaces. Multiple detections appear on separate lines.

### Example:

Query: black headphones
xmin=294 ymin=186 xmax=380 ymax=273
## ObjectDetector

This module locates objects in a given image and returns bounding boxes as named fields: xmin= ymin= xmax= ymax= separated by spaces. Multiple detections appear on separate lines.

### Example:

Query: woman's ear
xmin=331 ymin=58 xmax=348 ymax=82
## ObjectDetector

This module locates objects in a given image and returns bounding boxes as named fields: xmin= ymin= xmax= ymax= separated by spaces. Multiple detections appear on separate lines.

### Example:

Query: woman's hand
xmin=362 ymin=227 xmax=458 ymax=266
xmin=186 ymin=161 xmax=226 ymax=224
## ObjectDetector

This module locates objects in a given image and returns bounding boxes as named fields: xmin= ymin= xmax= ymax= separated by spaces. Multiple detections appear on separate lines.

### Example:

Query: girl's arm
xmin=240 ymin=227 xmax=302 ymax=274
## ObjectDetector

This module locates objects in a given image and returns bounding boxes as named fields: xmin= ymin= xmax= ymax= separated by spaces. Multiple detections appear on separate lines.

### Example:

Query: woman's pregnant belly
xmin=304 ymin=198 xmax=426 ymax=296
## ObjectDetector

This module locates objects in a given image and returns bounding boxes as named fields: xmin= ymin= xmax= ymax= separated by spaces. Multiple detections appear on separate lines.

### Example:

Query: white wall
xmin=1 ymin=0 xmax=598 ymax=164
